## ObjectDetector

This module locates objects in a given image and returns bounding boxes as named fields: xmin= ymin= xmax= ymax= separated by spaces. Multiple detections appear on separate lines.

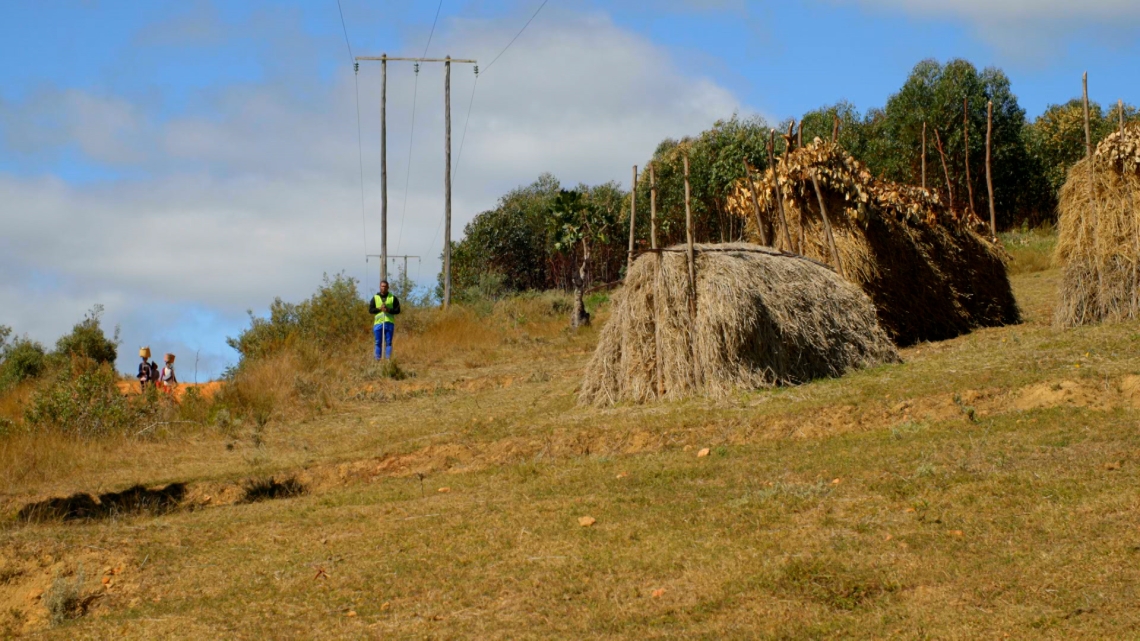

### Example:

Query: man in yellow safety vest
xmin=369 ymin=280 xmax=401 ymax=360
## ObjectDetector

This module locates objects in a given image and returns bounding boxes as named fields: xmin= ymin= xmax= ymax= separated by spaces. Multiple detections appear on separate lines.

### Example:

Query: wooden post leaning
xmin=964 ymin=97 xmax=976 ymax=217
xmin=744 ymin=159 xmax=768 ymax=246
xmin=1083 ymin=72 xmax=1092 ymax=158
xmin=986 ymin=100 xmax=997 ymax=239
xmin=810 ymin=169 xmax=845 ymax=278
xmin=768 ymin=130 xmax=794 ymax=249
xmin=627 ymin=165 xmax=637 ymax=279
xmin=683 ymin=154 xmax=699 ymax=386
xmin=921 ymin=121 xmax=927 ymax=190
xmin=934 ymin=128 xmax=955 ymax=211
xmin=649 ymin=163 xmax=658 ymax=250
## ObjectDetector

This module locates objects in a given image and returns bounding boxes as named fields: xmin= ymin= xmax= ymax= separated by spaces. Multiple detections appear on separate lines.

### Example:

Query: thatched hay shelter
xmin=1055 ymin=126 xmax=1140 ymax=327
xmin=727 ymin=139 xmax=1019 ymax=345
xmin=579 ymin=243 xmax=900 ymax=406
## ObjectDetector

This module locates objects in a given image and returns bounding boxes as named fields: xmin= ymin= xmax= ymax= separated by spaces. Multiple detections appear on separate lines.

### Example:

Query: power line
xmin=426 ymin=0 xmax=550 ymax=263
xmin=335 ymin=0 xmax=354 ymax=62
xmin=395 ymin=68 xmax=420 ymax=254
xmin=428 ymin=75 xmax=477 ymax=257
xmin=483 ymin=0 xmax=550 ymax=73
xmin=396 ymin=0 xmax=445 ymax=254
xmin=422 ymin=0 xmax=444 ymax=57
xmin=337 ymin=0 xmax=370 ymax=288
xmin=354 ymin=67 xmax=369 ymax=286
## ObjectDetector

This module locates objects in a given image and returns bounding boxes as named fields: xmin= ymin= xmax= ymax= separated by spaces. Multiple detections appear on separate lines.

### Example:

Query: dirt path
xmin=114 ymin=381 xmax=223 ymax=402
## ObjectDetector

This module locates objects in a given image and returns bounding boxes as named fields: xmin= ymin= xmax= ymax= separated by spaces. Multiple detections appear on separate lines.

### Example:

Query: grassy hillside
xmin=4 ymin=234 xmax=1140 ymax=638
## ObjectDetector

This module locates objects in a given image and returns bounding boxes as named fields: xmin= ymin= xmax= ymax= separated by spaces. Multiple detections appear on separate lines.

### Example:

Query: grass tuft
xmin=238 ymin=476 xmax=306 ymax=503
xmin=777 ymin=557 xmax=900 ymax=611
xmin=43 ymin=568 xmax=86 ymax=626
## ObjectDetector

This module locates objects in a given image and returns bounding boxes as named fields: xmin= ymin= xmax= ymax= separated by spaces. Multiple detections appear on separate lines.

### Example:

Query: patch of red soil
xmin=115 ymin=381 xmax=223 ymax=401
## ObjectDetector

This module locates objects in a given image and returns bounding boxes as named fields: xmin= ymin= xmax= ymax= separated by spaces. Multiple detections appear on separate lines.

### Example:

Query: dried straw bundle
xmin=728 ymin=139 xmax=1019 ymax=345
xmin=579 ymin=243 xmax=900 ymax=406
xmin=1055 ymin=125 xmax=1140 ymax=327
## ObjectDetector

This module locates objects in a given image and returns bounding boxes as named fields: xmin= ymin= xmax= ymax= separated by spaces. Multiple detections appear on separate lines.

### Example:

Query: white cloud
xmin=0 ymin=7 xmax=743 ymax=376
xmin=843 ymin=0 xmax=1140 ymax=56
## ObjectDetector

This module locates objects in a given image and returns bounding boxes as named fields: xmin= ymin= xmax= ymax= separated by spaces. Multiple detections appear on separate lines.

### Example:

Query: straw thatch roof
xmin=1055 ymin=125 xmax=1140 ymax=327
xmin=579 ymin=243 xmax=900 ymax=406
xmin=727 ymin=139 xmax=1020 ymax=345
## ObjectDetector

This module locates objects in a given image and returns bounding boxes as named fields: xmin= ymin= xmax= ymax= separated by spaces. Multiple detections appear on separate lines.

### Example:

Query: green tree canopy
xmin=54 ymin=304 xmax=119 ymax=366
xmin=1025 ymin=98 xmax=1140 ymax=196
xmin=862 ymin=59 xmax=1053 ymax=226
xmin=633 ymin=115 xmax=772 ymax=247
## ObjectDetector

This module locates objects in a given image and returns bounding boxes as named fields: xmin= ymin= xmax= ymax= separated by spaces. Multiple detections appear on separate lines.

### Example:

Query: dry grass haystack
xmin=728 ymin=139 xmax=1019 ymax=345
xmin=1055 ymin=125 xmax=1140 ymax=327
xmin=579 ymin=243 xmax=900 ymax=406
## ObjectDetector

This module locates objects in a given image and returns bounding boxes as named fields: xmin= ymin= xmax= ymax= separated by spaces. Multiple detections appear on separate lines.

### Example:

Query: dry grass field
xmin=4 ymin=235 xmax=1140 ymax=639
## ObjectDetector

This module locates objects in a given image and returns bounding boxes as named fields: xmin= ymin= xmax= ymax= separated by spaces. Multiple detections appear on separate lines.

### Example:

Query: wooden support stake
xmin=744 ymin=159 xmax=767 ymax=246
xmin=964 ymin=97 xmax=976 ymax=217
xmin=649 ymin=163 xmax=657 ymax=250
xmin=832 ymin=115 xmax=840 ymax=143
xmin=796 ymin=120 xmax=803 ymax=149
xmin=986 ymin=100 xmax=996 ymax=238
xmin=1083 ymin=72 xmax=1092 ymax=158
xmin=1121 ymin=99 xmax=1126 ymax=136
xmin=684 ymin=155 xmax=696 ymax=309
xmin=921 ymin=121 xmax=927 ymax=190
xmin=683 ymin=155 xmax=698 ymax=385
xmin=934 ymin=128 xmax=954 ymax=210
xmin=810 ymin=170 xmax=844 ymax=278
xmin=627 ymin=165 xmax=637 ymax=277
xmin=786 ymin=120 xmax=796 ymax=150
xmin=768 ymin=130 xmax=794 ymax=249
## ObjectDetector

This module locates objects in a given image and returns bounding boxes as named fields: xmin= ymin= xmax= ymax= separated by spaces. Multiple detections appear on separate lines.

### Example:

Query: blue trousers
xmin=373 ymin=322 xmax=394 ymax=360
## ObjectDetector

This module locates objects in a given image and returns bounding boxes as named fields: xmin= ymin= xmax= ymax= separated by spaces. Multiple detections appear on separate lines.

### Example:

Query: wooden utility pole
xmin=367 ymin=254 xmax=420 ymax=286
xmin=964 ymin=97 xmax=976 ymax=217
xmin=628 ymin=165 xmax=638 ymax=275
xmin=986 ymin=101 xmax=996 ymax=238
xmin=443 ymin=57 xmax=453 ymax=306
xmin=1083 ymin=72 xmax=1092 ymax=158
xmin=921 ymin=122 xmax=927 ymax=190
xmin=744 ymin=160 xmax=767 ymax=245
xmin=768 ymin=129 xmax=793 ymax=249
xmin=381 ymin=56 xmax=388 ymax=281
xmin=649 ymin=163 xmax=658 ymax=250
xmin=810 ymin=170 xmax=844 ymax=278
xmin=355 ymin=54 xmax=477 ymax=307
xmin=934 ymin=129 xmax=954 ymax=210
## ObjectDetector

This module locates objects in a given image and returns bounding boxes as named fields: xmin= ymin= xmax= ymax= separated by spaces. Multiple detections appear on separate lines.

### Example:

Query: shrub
xmin=53 ymin=305 xmax=118 ymax=366
xmin=24 ymin=358 xmax=134 ymax=437
xmin=226 ymin=273 xmax=367 ymax=362
xmin=44 ymin=568 xmax=86 ymax=625
xmin=0 ymin=336 xmax=47 ymax=390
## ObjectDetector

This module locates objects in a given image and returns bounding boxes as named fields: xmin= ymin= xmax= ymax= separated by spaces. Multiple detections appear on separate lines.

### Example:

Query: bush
xmin=53 ymin=305 xmax=118 ymax=366
xmin=226 ymin=273 xmax=366 ymax=362
xmin=0 ymin=336 xmax=47 ymax=390
xmin=24 ymin=358 xmax=134 ymax=437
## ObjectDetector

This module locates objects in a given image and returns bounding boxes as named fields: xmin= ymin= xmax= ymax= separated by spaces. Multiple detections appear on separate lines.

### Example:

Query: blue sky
xmin=2 ymin=0 xmax=1138 ymax=378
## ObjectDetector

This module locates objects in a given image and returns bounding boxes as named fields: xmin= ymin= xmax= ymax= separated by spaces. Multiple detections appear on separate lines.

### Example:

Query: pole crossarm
xmin=357 ymin=56 xmax=477 ymax=64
